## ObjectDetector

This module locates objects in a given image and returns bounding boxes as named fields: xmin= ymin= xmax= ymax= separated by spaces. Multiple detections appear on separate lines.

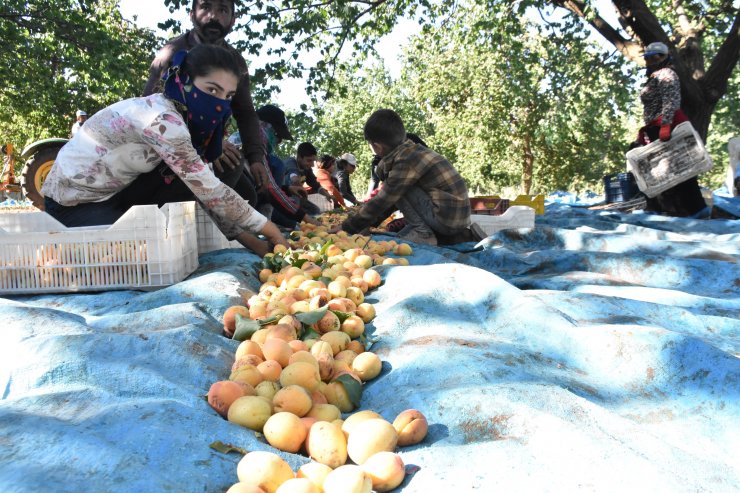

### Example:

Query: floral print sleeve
xmin=141 ymin=107 xmax=267 ymax=237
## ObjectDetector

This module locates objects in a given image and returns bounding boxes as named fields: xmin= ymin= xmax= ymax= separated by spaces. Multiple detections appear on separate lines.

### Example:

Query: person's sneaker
xmin=399 ymin=228 xmax=438 ymax=246
xmin=469 ymin=222 xmax=487 ymax=242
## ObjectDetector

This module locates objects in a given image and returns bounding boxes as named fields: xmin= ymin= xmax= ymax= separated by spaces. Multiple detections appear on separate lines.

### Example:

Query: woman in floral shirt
xmin=634 ymin=42 xmax=707 ymax=217
xmin=42 ymin=44 xmax=287 ymax=255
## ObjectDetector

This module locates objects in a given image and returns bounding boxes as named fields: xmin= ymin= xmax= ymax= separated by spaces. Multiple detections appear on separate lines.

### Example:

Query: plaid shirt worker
xmin=342 ymin=139 xmax=471 ymax=234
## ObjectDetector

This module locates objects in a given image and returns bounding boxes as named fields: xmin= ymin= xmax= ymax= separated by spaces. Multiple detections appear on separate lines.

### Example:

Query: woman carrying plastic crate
xmin=632 ymin=41 xmax=708 ymax=217
xmin=41 ymin=44 xmax=289 ymax=256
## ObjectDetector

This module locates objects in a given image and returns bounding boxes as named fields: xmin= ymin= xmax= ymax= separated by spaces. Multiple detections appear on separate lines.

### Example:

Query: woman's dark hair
xmin=336 ymin=159 xmax=350 ymax=171
xmin=316 ymin=154 xmax=336 ymax=170
xmin=364 ymin=109 xmax=406 ymax=148
xmin=182 ymin=44 xmax=241 ymax=80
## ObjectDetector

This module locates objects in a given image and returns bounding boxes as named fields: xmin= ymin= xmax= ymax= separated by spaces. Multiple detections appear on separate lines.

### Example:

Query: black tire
xmin=20 ymin=146 xmax=61 ymax=210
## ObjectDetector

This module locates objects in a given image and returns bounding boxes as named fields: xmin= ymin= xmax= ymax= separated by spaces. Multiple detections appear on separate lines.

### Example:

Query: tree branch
xmin=272 ymin=0 xmax=386 ymax=15
xmin=325 ymin=1 xmax=388 ymax=88
xmin=673 ymin=0 xmax=693 ymax=36
xmin=549 ymin=0 xmax=642 ymax=60
xmin=610 ymin=0 xmax=670 ymax=47
xmin=703 ymin=6 xmax=740 ymax=103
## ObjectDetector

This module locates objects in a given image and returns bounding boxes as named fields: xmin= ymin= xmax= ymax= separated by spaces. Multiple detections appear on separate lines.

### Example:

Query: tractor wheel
xmin=20 ymin=146 xmax=59 ymax=210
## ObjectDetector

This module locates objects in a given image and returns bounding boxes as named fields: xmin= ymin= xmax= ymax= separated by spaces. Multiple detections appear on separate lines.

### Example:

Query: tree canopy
xmin=0 ymin=0 xmax=736 ymax=194
xmin=158 ymin=0 xmax=737 ymax=136
xmin=286 ymin=3 xmax=638 ymax=195
xmin=0 ymin=0 xmax=159 ymax=154
xmin=170 ymin=0 xmax=737 ymax=190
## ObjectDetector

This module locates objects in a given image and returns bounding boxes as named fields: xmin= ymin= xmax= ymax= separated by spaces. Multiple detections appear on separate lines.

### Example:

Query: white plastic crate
xmin=626 ymin=122 xmax=713 ymax=198
xmin=308 ymin=193 xmax=333 ymax=212
xmin=0 ymin=202 xmax=198 ymax=294
xmin=472 ymin=205 xmax=535 ymax=236
xmin=195 ymin=204 xmax=241 ymax=254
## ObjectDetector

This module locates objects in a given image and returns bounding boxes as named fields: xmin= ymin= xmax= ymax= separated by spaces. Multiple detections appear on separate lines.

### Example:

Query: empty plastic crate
xmin=195 ymin=204 xmax=241 ymax=254
xmin=603 ymin=172 xmax=639 ymax=203
xmin=0 ymin=202 xmax=198 ymax=294
xmin=471 ymin=205 xmax=535 ymax=236
xmin=626 ymin=122 xmax=713 ymax=198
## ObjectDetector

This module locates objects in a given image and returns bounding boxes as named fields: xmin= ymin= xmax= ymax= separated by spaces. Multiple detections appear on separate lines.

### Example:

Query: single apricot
xmin=207 ymin=380 xmax=255 ymax=418
xmin=392 ymin=409 xmax=429 ymax=446
xmin=224 ymin=305 xmax=250 ymax=337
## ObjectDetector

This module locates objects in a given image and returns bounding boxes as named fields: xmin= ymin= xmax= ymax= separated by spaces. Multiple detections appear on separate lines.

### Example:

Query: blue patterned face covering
xmin=163 ymin=50 xmax=232 ymax=162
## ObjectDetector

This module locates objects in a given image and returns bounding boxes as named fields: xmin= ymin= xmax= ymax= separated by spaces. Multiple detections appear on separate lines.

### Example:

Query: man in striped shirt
xmin=340 ymin=109 xmax=479 ymax=245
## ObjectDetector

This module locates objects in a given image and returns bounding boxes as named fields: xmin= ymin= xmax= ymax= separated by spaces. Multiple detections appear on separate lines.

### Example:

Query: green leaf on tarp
xmin=233 ymin=313 xmax=261 ymax=341
xmin=295 ymin=306 xmax=328 ymax=325
xmin=302 ymin=328 xmax=321 ymax=340
xmin=289 ymin=230 xmax=302 ymax=241
xmin=334 ymin=374 xmax=363 ymax=408
xmin=319 ymin=239 xmax=334 ymax=256
xmin=332 ymin=310 xmax=352 ymax=323
xmin=275 ymin=256 xmax=289 ymax=270
xmin=291 ymin=258 xmax=308 ymax=269
xmin=259 ymin=315 xmax=279 ymax=326
xmin=209 ymin=441 xmax=249 ymax=455
xmin=261 ymin=254 xmax=274 ymax=270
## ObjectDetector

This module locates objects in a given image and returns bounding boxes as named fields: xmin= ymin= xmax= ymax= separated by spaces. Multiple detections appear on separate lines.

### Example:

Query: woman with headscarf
xmin=41 ymin=44 xmax=288 ymax=255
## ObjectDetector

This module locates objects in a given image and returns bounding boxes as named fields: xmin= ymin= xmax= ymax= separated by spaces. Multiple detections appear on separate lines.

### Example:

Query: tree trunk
xmin=682 ymin=90 xmax=716 ymax=143
xmin=549 ymin=0 xmax=740 ymax=143
xmin=522 ymin=134 xmax=534 ymax=194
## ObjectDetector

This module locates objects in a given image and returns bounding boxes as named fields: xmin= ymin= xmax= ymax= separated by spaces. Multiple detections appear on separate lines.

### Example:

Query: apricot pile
xmin=211 ymin=220 xmax=427 ymax=492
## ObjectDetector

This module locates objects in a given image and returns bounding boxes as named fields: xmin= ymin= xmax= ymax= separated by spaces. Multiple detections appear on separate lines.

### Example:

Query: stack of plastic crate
xmin=0 ymin=202 xmax=198 ymax=294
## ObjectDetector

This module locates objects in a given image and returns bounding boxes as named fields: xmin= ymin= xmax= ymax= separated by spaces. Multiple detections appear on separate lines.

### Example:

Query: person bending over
xmin=336 ymin=109 xmax=480 ymax=246
xmin=314 ymin=155 xmax=346 ymax=209
xmin=42 ymin=44 xmax=287 ymax=256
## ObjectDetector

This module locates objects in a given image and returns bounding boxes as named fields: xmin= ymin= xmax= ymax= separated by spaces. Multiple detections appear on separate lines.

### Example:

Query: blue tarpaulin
xmin=1 ymin=202 xmax=738 ymax=492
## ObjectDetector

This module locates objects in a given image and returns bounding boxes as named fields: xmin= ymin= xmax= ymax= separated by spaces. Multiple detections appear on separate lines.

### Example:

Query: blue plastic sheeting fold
xmin=1 ymin=205 xmax=738 ymax=492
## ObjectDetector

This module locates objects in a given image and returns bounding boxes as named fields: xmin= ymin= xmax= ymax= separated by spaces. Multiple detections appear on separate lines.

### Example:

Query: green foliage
xmin=271 ymin=0 xmax=735 ymax=192
xmin=286 ymin=63 xmax=431 ymax=198
xmin=2 ymin=0 xmax=735 ymax=194
xmin=705 ymin=66 xmax=739 ymax=189
xmin=162 ymin=0 xmax=437 ymax=101
xmin=403 ymin=4 xmax=637 ymax=194
xmin=0 ymin=0 xmax=159 ymax=165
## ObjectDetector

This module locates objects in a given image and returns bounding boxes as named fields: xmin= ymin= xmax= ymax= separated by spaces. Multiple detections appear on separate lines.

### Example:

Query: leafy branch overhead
xmin=162 ymin=0 xmax=438 ymax=95
xmin=0 ymin=0 xmax=159 ymax=154
xmin=157 ymin=0 xmax=736 ymax=139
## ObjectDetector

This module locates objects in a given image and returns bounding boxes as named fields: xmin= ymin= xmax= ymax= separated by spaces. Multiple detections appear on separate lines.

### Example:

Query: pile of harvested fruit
xmin=210 ymin=218 xmax=428 ymax=492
